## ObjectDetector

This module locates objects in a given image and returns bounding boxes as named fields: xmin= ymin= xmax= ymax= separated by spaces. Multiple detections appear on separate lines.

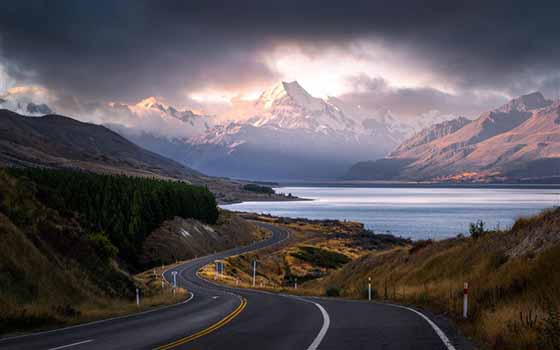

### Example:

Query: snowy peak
xmin=133 ymin=97 xmax=209 ymax=125
xmin=256 ymin=80 xmax=324 ymax=111
xmin=136 ymin=96 xmax=160 ymax=109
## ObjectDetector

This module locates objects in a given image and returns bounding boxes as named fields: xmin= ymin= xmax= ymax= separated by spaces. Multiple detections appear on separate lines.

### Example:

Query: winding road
xmin=0 ymin=224 xmax=470 ymax=350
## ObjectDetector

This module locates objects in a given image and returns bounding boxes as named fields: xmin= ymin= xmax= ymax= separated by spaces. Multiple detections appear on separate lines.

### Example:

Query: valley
xmin=2 ymin=3 xmax=560 ymax=349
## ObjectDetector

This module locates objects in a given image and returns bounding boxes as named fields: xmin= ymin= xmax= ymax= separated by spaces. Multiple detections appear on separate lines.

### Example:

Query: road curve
xmin=0 ymin=224 xmax=467 ymax=350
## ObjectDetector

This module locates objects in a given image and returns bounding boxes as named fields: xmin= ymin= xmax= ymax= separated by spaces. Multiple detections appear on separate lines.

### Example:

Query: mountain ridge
xmin=346 ymin=92 xmax=560 ymax=182
xmin=0 ymin=109 xmax=296 ymax=203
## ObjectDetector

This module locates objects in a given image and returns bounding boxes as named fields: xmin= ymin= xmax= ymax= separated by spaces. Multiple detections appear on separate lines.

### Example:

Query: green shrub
xmin=469 ymin=220 xmax=486 ymax=239
xmin=88 ymin=232 xmax=118 ymax=262
xmin=326 ymin=287 xmax=341 ymax=297
xmin=242 ymin=184 xmax=275 ymax=194
xmin=291 ymin=246 xmax=351 ymax=269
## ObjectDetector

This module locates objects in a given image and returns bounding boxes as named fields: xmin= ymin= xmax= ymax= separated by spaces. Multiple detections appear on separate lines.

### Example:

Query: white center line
xmin=306 ymin=302 xmax=330 ymax=350
xmin=47 ymin=339 xmax=94 ymax=350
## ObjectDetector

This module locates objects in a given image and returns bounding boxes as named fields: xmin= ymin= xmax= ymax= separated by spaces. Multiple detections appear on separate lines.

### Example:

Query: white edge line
xmin=305 ymin=302 xmax=330 ymax=350
xmin=47 ymin=339 xmax=95 ymax=350
xmin=0 ymin=293 xmax=194 ymax=342
xmin=388 ymin=303 xmax=457 ymax=350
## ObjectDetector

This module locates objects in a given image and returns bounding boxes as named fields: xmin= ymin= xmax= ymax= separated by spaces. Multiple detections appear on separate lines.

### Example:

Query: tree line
xmin=8 ymin=168 xmax=219 ymax=266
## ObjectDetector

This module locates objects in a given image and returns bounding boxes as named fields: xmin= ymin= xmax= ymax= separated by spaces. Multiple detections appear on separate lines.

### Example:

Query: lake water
xmin=221 ymin=186 xmax=560 ymax=240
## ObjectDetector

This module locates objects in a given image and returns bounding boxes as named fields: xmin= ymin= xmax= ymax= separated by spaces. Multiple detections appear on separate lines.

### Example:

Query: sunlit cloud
xmin=189 ymin=89 xmax=260 ymax=104
xmin=259 ymin=41 xmax=442 ymax=98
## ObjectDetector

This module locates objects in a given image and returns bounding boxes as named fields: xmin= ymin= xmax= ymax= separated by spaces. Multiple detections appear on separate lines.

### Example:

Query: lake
xmin=221 ymin=186 xmax=560 ymax=240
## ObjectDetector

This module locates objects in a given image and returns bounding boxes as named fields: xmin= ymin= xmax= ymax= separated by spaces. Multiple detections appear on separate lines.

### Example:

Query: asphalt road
xmin=0 ymin=224 xmax=469 ymax=350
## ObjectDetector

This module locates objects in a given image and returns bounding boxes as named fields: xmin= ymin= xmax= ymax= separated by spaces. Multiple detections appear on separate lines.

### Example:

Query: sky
xmin=1 ymin=0 xmax=559 ymax=128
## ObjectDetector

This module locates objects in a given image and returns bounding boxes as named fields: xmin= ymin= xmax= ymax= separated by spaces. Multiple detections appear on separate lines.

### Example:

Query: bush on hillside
xmin=88 ymin=231 xmax=118 ymax=262
xmin=291 ymin=246 xmax=351 ymax=269
xmin=469 ymin=220 xmax=486 ymax=239
xmin=326 ymin=287 xmax=341 ymax=297
xmin=242 ymin=184 xmax=275 ymax=194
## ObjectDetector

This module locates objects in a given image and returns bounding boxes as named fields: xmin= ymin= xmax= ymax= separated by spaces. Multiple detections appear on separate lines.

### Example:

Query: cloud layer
xmin=1 ymin=0 xmax=559 ymax=124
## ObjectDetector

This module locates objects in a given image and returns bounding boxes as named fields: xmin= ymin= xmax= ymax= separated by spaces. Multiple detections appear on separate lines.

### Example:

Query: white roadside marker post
xmin=136 ymin=288 xmax=140 ymax=306
xmin=463 ymin=282 xmax=469 ymax=319
xmin=294 ymin=277 xmax=298 ymax=290
xmin=252 ymin=260 xmax=257 ymax=287
xmin=368 ymin=277 xmax=372 ymax=301
xmin=236 ymin=278 xmax=239 ymax=286
xmin=172 ymin=271 xmax=178 ymax=295
xmin=161 ymin=274 xmax=164 ymax=289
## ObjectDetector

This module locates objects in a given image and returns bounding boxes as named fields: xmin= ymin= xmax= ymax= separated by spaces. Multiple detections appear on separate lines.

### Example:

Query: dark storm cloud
xmin=340 ymin=75 xmax=509 ymax=119
xmin=0 ymin=0 xmax=559 ymax=103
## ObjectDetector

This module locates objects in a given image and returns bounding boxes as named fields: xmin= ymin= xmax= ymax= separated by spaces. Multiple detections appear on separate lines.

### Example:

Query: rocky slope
xmin=347 ymin=92 xmax=560 ymax=182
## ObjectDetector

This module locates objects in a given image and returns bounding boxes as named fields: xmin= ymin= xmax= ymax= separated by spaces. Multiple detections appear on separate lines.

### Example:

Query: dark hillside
xmin=7 ymin=168 xmax=218 ymax=268
xmin=0 ymin=109 xmax=200 ymax=179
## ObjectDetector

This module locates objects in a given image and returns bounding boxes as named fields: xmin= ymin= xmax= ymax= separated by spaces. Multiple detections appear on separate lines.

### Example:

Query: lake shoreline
xmin=222 ymin=186 xmax=560 ymax=240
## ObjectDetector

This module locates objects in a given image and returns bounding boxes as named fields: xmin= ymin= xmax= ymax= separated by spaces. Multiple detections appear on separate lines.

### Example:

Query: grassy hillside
xmin=0 ymin=168 xmax=260 ymax=334
xmin=307 ymin=209 xmax=560 ymax=350
xmin=7 ymin=167 xmax=218 ymax=269
xmin=199 ymin=215 xmax=409 ymax=291
xmin=0 ymin=169 xmax=135 ymax=332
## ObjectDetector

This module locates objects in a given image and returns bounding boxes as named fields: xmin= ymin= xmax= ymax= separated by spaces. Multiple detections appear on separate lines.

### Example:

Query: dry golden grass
xmin=203 ymin=210 xmax=560 ymax=350
xmin=306 ymin=209 xmax=560 ymax=350
xmin=1 ymin=259 xmax=189 ymax=336
xmin=198 ymin=217 xmax=392 ymax=296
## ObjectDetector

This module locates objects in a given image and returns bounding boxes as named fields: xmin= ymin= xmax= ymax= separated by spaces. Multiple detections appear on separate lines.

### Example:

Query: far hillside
xmin=0 ymin=109 xmax=297 ymax=203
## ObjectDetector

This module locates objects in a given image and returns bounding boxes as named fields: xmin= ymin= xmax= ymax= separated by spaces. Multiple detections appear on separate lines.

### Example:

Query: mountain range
xmin=346 ymin=92 xmax=560 ymax=182
xmin=5 ymin=82 xmax=560 ymax=183
xmin=120 ymin=81 xmax=449 ymax=180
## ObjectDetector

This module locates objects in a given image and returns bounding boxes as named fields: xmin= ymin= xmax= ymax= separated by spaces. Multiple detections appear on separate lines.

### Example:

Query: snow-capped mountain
xmin=93 ymin=96 xmax=214 ymax=140
xmin=248 ymin=81 xmax=358 ymax=133
xmin=174 ymin=81 xmax=401 ymax=180
xmin=132 ymin=97 xmax=211 ymax=132
xmin=326 ymin=96 xmax=461 ymax=140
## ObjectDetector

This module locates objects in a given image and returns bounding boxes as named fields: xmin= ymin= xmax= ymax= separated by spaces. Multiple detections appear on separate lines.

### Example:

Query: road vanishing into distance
xmin=0 ymin=224 xmax=471 ymax=350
